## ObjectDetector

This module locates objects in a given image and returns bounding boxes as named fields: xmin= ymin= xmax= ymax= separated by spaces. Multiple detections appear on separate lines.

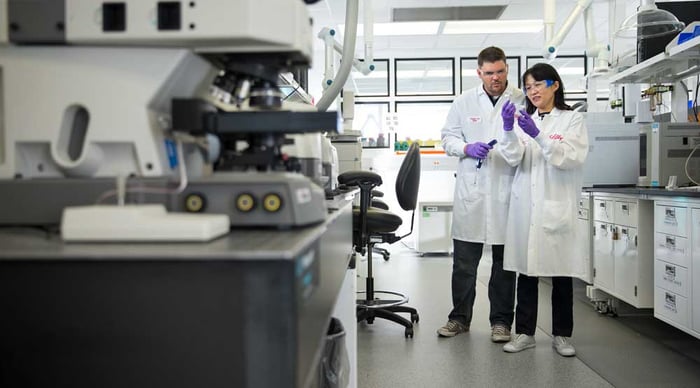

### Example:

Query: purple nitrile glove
xmin=464 ymin=142 xmax=492 ymax=159
xmin=501 ymin=100 xmax=516 ymax=131
xmin=517 ymin=110 xmax=540 ymax=138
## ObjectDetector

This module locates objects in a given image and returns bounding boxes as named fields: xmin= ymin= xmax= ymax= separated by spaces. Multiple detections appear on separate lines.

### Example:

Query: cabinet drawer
xmin=614 ymin=201 xmax=637 ymax=227
xmin=654 ymin=259 xmax=688 ymax=297
xmin=654 ymin=233 xmax=690 ymax=267
xmin=578 ymin=194 xmax=590 ymax=211
xmin=594 ymin=199 xmax=614 ymax=223
xmin=655 ymin=288 xmax=688 ymax=328
xmin=655 ymin=204 xmax=688 ymax=237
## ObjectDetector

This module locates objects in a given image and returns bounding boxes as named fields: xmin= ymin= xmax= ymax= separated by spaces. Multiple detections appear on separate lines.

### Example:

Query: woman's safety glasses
xmin=523 ymin=79 xmax=554 ymax=94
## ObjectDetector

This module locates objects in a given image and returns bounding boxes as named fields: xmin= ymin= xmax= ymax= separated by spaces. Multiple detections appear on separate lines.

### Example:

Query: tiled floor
xmin=356 ymin=242 xmax=700 ymax=388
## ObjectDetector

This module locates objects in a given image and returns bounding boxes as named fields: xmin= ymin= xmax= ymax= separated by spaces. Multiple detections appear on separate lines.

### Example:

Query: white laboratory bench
xmin=584 ymin=187 xmax=700 ymax=339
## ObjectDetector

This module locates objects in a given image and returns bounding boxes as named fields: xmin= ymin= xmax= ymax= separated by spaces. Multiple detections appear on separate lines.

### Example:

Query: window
xmin=352 ymin=102 xmax=390 ymax=148
xmin=395 ymin=58 xmax=455 ymax=96
xmin=525 ymin=55 xmax=588 ymax=95
xmin=347 ymin=59 xmax=389 ymax=97
xmin=460 ymin=56 xmax=521 ymax=93
xmin=394 ymin=101 xmax=453 ymax=147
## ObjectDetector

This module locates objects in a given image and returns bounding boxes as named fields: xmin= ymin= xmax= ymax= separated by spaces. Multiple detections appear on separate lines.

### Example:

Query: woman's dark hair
xmin=522 ymin=63 xmax=571 ymax=114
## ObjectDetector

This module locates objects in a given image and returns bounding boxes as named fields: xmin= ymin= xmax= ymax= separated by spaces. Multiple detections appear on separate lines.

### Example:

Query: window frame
xmin=394 ymin=57 xmax=456 ymax=97
xmin=350 ymin=58 xmax=390 ymax=98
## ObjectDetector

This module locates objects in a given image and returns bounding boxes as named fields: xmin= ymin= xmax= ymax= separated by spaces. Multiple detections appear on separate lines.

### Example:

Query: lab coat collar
xmin=536 ymin=107 xmax=563 ymax=117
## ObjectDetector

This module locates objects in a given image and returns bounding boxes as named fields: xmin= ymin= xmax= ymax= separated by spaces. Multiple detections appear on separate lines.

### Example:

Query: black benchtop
xmin=583 ymin=186 xmax=700 ymax=198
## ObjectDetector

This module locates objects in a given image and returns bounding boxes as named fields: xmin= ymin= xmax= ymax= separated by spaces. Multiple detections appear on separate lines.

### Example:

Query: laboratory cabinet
xmin=576 ymin=192 xmax=593 ymax=284
xmin=592 ymin=194 xmax=654 ymax=308
xmin=415 ymin=201 xmax=453 ymax=255
xmin=653 ymin=200 xmax=700 ymax=339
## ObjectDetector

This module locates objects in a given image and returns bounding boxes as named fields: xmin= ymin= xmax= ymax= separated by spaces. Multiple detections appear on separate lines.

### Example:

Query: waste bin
xmin=319 ymin=317 xmax=350 ymax=388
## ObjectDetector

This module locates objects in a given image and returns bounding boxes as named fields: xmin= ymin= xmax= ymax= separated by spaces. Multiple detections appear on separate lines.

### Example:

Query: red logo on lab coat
xmin=549 ymin=133 xmax=563 ymax=141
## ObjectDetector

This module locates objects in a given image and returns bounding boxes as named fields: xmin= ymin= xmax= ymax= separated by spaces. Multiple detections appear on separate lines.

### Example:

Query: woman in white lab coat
xmin=498 ymin=63 xmax=589 ymax=357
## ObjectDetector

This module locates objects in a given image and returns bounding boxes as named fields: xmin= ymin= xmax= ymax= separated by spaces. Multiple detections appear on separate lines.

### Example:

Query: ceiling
xmin=306 ymin=0 xmax=644 ymax=58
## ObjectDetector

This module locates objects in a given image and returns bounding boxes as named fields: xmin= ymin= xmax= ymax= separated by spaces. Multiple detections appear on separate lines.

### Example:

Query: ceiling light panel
xmin=342 ymin=22 xmax=440 ymax=36
xmin=392 ymin=6 xmax=506 ymax=22
xmin=443 ymin=20 xmax=543 ymax=34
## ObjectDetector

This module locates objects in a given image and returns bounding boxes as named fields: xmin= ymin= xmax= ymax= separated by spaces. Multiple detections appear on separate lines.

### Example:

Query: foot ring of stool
xmin=356 ymin=290 xmax=408 ymax=309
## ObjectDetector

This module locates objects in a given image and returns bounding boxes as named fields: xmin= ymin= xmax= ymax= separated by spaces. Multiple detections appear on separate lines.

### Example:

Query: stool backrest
xmin=395 ymin=142 xmax=421 ymax=211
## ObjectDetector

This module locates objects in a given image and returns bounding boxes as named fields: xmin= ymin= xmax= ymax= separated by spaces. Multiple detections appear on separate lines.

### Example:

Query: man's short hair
xmin=477 ymin=46 xmax=507 ymax=67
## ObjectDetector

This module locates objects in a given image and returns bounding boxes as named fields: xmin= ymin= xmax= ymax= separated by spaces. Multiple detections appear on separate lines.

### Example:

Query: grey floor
xmin=356 ymin=242 xmax=700 ymax=388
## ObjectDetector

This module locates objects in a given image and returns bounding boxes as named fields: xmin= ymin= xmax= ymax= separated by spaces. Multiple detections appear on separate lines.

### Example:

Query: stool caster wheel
xmin=411 ymin=313 xmax=419 ymax=323
xmin=405 ymin=327 xmax=414 ymax=338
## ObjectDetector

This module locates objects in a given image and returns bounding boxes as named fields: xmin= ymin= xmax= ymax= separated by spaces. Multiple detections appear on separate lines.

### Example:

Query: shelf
xmin=608 ymin=35 xmax=700 ymax=84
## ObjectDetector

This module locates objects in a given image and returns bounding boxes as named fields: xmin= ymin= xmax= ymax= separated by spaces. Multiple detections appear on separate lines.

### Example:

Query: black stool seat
xmin=370 ymin=199 xmax=389 ymax=210
xmin=353 ymin=208 xmax=402 ymax=233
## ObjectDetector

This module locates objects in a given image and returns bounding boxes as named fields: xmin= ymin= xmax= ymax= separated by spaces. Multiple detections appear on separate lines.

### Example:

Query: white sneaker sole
xmin=553 ymin=345 xmax=576 ymax=357
xmin=503 ymin=342 xmax=536 ymax=353
xmin=437 ymin=329 xmax=465 ymax=337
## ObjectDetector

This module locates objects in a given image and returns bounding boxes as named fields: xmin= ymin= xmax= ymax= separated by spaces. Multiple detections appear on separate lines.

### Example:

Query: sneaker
xmin=437 ymin=320 xmax=469 ymax=337
xmin=491 ymin=324 xmax=511 ymax=343
xmin=552 ymin=336 xmax=576 ymax=357
xmin=503 ymin=333 xmax=536 ymax=353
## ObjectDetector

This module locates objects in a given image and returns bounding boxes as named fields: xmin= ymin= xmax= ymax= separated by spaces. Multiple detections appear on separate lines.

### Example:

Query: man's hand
xmin=464 ymin=142 xmax=492 ymax=159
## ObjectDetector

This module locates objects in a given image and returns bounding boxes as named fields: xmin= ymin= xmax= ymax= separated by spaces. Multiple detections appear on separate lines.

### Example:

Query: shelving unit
xmin=609 ymin=35 xmax=700 ymax=84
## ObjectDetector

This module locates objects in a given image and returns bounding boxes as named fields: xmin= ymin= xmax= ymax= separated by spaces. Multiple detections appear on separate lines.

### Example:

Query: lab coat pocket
xmin=542 ymin=200 xmax=571 ymax=234
xmin=498 ymin=175 xmax=513 ymax=202
xmin=456 ymin=173 xmax=480 ymax=202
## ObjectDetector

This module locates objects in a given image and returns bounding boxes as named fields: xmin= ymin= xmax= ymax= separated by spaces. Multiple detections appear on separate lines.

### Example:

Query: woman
xmin=497 ymin=63 xmax=589 ymax=357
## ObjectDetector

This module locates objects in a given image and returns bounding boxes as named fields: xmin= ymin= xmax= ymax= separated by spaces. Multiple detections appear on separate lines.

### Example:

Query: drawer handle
xmin=664 ymin=265 xmax=676 ymax=282
xmin=664 ymin=293 xmax=677 ymax=313
xmin=664 ymin=208 xmax=677 ymax=225
xmin=665 ymin=236 xmax=676 ymax=249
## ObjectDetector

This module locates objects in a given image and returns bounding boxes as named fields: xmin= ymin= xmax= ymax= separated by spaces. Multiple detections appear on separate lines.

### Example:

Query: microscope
xmin=0 ymin=0 xmax=338 ymax=232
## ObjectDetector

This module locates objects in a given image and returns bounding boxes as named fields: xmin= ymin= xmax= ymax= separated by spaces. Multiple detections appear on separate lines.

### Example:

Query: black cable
xmin=694 ymin=79 xmax=699 ymax=121
xmin=282 ymin=85 xmax=301 ymax=101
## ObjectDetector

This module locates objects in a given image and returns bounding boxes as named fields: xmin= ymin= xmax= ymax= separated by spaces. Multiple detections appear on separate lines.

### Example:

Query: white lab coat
xmin=499 ymin=108 xmax=589 ymax=279
xmin=441 ymin=84 xmax=525 ymax=244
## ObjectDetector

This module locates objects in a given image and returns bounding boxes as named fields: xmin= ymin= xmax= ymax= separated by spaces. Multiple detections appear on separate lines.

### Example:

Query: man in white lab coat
xmin=438 ymin=47 xmax=525 ymax=342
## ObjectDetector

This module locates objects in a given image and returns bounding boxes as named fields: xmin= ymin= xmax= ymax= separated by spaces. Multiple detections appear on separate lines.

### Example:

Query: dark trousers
xmin=448 ymin=240 xmax=516 ymax=328
xmin=514 ymin=274 xmax=573 ymax=337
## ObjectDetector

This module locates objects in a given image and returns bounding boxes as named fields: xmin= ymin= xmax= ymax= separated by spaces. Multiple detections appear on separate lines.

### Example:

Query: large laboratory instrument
xmin=0 ymin=0 xmax=338 ymax=229
xmin=638 ymin=122 xmax=700 ymax=187
xmin=0 ymin=1 xmax=355 ymax=388
xmin=582 ymin=112 xmax=641 ymax=187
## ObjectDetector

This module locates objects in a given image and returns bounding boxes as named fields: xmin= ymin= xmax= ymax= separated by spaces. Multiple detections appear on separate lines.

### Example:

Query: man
xmin=437 ymin=47 xmax=524 ymax=342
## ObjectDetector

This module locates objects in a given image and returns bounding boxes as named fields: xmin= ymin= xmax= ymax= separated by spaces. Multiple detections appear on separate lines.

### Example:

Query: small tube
xmin=116 ymin=175 xmax=126 ymax=206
